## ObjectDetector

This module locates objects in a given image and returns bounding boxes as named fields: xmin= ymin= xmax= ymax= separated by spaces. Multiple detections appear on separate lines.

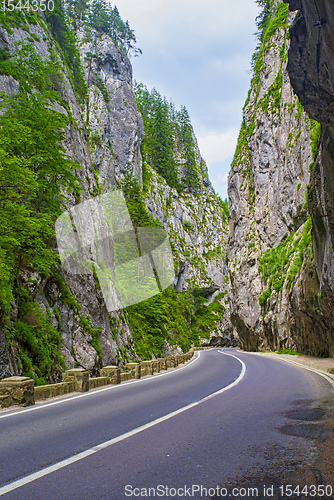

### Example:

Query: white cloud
xmin=211 ymin=168 xmax=230 ymax=199
xmin=114 ymin=0 xmax=260 ymax=199
xmin=197 ymin=129 xmax=239 ymax=167
xmin=213 ymin=173 xmax=229 ymax=184
xmin=118 ymin=0 xmax=259 ymax=44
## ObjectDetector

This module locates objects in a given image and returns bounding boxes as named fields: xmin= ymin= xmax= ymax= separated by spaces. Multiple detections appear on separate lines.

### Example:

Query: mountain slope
xmin=0 ymin=7 xmax=232 ymax=382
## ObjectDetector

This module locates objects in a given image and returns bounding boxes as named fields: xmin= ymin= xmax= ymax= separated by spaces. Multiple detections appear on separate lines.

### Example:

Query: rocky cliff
xmin=0 ymin=9 xmax=231 ymax=381
xmin=284 ymin=0 xmax=334 ymax=349
xmin=228 ymin=0 xmax=334 ymax=356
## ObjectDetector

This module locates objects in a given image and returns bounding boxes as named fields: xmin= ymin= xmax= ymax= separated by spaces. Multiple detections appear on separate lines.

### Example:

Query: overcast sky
xmin=117 ymin=0 xmax=260 ymax=199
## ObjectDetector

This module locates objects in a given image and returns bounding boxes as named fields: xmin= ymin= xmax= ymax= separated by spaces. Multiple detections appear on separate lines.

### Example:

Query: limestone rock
xmin=228 ymin=1 xmax=334 ymax=356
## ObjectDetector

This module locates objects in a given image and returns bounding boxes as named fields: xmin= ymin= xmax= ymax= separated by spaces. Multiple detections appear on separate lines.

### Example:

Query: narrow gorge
xmin=0 ymin=0 xmax=333 ymax=385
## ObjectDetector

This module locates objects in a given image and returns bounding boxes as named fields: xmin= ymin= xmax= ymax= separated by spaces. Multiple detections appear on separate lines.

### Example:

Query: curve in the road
xmin=0 ymin=351 xmax=202 ymax=421
xmin=0 ymin=350 xmax=245 ymax=496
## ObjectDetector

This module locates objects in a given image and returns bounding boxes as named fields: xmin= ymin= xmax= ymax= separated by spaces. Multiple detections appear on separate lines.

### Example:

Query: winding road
xmin=0 ymin=348 xmax=333 ymax=499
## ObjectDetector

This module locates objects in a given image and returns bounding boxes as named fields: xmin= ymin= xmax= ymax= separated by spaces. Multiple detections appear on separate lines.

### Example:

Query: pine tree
xmin=88 ymin=0 xmax=109 ymax=33
xmin=177 ymin=106 xmax=200 ymax=192
xmin=151 ymin=97 xmax=178 ymax=189
xmin=66 ymin=0 xmax=89 ymax=25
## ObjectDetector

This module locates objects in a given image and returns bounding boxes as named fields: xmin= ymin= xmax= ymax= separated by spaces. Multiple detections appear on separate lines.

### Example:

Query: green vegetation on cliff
xmin=258 ymin=217 xmax=313 ymax=305
xmin=0 ymin=13 xmax=84 ymax=382
xmin=126 ymin=288 xmax=226 ymax=360
xmin=0 ymin=6 xmax=228 ymax=381
xmin=0 ymin=41 xmax=81 ymax=314
xmin=46 ymin=0 xmax=87 ymax=102
xmin=231 ymin=0 xmax=321 ymax=337
xmin=65 ymin=0 xmax=141 ymax=57
xmin=232 ymin=2 xmax=289 ymax=175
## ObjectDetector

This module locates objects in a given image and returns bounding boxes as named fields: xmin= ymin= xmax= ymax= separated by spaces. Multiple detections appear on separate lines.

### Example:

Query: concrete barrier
xmin=35 ymin=381 xmax=74 ymax=401
xmin=0 ymin=376 xmax=35 ymax=408
xmin=62 ymin=368 xmax=89 ymax=392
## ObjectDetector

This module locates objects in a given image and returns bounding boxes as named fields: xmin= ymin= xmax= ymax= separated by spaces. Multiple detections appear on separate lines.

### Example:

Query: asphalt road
xmin=0 ymin=349 xmax=333 ymax=499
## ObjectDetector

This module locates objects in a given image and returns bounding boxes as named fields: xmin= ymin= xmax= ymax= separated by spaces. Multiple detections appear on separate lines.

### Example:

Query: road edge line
xmin=247 ymin=352 xmax=334 ymax=388
xmin=274 ymin=357 xmax=334 ymax=388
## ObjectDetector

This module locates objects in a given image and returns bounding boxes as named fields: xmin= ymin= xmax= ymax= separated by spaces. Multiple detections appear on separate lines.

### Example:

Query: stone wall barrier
xmin=0 ymin=348 xmax=201 ymax=408
xmin=120 ymin=371 xmax=133 ymax=382
xmin=141 ymin=361 xmax=153 ymax=377
xmin=88 ymin=376 xmax=110 ymax=390
xmin=124 ymin=363 xmax=141 ymax=379
xmin=176 ymin=354 xmax=185 ymax=364
xmin=165 ymin=356 xmax=176 ymax=369
xmin=157 ymin=358 xmax=166 ymax=371
xmin=100 ymin=366 xmax=120 ymax=384
xmin=151 ymin=360 xmax=160 ymax=373
xmin=35 ymin=381 xmax=74 ymax=401
xmin=0 ymin=376 xmax=35 ymax=408
xmin=62 ymin=368 xmax=89 ymax=392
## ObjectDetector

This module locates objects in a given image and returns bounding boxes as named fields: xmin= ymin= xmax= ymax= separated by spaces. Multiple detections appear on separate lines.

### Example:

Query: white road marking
xmin=0 ymin=350 xmax=246 ymax=496
xmin=0 ymin=351 xmax=202 ymax=420
xmin=275 ymin=357 xmax=334 ymax=388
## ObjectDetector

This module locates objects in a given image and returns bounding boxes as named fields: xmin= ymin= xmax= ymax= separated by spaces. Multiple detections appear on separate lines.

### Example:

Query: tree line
xmin=134 ymin=83 xmax=201 ymax=193
xmin=64 ymin=0 xmax=142 ymax=57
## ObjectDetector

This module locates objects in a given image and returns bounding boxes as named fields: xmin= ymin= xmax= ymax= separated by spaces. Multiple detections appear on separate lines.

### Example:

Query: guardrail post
xmin=62 ymin=368 xmax=89 ymax=392
xmin=124 ymin=363 xmax=141 ymax=379
xmin=176 ymin=354 xmax=184 ymax=365
xmin=0 ymin=376 xmax=35 ymax=408
xmin=100 ymin=366 xmax=121 ymax=384
xmin=151 ymin=360 xmax=160 ymax=373
xmin=157 ymin=358 xmax=166 ymax=371
xmin=140 ymin=361 xmax=153 ymax=377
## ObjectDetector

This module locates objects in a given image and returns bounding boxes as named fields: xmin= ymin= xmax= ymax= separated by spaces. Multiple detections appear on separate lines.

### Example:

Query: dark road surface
xmin=0 ymin=349 xmax=333 ymax=499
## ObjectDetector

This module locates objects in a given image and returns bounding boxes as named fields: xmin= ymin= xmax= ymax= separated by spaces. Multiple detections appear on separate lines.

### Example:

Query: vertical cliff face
xmin=78 ymin=29 xmax=143 ymax=188
xmin=284 ymin=0 xmax=334 ymax=350
xmin=0 ymin=16 xmax=134 ymax=378
xmin=0 ymin=11 xmax=231 ymax=381
xmin=228 ymin=0 xmax=333 ymax=356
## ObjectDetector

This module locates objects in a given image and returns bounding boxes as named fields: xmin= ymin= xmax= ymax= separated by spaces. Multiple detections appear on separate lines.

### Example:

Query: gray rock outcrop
xmin=228 ymin=0 xmax=334 ymax=356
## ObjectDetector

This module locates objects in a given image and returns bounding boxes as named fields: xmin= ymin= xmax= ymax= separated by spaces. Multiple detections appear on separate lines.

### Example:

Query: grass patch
xmin=276 ymin=348 xmax=302 ymax=355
